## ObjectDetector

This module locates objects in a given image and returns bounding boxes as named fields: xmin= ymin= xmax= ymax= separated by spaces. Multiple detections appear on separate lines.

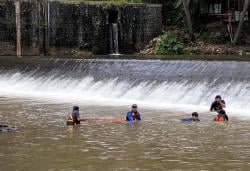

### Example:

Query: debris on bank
xmin=140 ymin=28 xmax=250 ymax=56
xmin=141 ymin=37 xmax=250 ymax=56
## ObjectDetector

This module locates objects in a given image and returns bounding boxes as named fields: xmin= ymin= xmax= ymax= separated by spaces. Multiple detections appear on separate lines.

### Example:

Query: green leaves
xmin=155 ymin=32 xmax=184 ymax=55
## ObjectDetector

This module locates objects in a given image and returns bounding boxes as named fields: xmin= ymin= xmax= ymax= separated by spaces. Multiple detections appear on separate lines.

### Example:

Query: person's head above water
xmin=126 ymin=104 xmax=141 ymax=121
xmin=218 ymin=109 xmax=226 ymax=115
xmin=215 ymin=109 xmax=227 ymax=122
xmin=191 ymin=112 xmax=200 ymax=121
xmin=73 ymin=106 xmax=79 ymax=111
xmin=215 ymin=95 xmax=222 ymax=101
xmin=131 ymin=104 xmax=138 ymax=112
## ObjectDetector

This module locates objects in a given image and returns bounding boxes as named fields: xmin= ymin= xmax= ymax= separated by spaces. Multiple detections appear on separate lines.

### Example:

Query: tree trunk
xmin=15 ymin=0 xmax=21 ymax=57
xmin=233 ymin=0 xmax=250 ymax=43
xmin=182 ymin=0 xmax=193 ymax=34
xmin=43 ymin=0 xmax=49 ymax=56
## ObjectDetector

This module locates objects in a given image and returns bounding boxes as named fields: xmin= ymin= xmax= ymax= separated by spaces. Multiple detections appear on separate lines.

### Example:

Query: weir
xmin=0 ymin=59 xmax=249 ymax=116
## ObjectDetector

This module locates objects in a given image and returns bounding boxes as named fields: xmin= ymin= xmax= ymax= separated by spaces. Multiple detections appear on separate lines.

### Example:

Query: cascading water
xmin=109 ymin=23 xmax=119 ymax=54
xmin=0 ymin=59 xmax=250 ymax=116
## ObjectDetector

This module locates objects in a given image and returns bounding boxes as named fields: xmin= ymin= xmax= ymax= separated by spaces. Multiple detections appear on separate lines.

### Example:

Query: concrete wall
xmin=0 ymin=0 xmax=42 ymax=56
xmin=49 ymin=2 xmax=108 ymax=54
xmin=0 ymin=1 xmax=16 ymax=55
xmin=120 ymin=4 xmax=162 ymax=53
xmin=0 ymin=1 xmax=162 ymax=55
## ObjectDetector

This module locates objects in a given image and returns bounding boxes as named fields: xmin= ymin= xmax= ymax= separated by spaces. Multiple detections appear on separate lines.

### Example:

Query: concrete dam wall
xmin=0 ymin=1 xmax=162 ymax=55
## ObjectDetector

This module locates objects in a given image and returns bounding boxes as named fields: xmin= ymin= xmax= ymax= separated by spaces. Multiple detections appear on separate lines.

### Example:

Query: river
xmin=0 ymin=58 xmax=250 ymax=170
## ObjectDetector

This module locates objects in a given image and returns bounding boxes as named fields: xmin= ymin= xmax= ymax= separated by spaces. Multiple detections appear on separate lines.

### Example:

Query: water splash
xmin=0 ymin=59 xmax=250 ymax=116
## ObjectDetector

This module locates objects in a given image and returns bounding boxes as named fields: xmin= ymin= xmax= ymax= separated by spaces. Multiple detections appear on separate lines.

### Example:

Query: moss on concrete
xmin=1 ymin=55 xmax=250 ymax=67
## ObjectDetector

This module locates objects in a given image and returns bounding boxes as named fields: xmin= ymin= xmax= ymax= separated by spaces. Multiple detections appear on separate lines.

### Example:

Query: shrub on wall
xmin=155 ymin=32 xmax=184 ymax=55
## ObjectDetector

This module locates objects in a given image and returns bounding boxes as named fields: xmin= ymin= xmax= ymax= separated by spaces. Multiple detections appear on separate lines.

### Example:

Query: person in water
xmin=67 ymin=106 xmax=85 ymax=125
xmin=0 ymin=124 xmax=16 ymax=132
xmin=181 ymin=112 xmax=200 ymax=122
xmin=126 ymin=104 xmax=141 ymax=121
xmin=214 ymin=110 xmax=229 ymax=122
xmin=210 ymin=95 xmax=226 ymax=112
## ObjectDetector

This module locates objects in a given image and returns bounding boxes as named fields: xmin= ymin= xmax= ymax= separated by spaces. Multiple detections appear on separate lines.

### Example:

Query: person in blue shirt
xmin=126 ymin=104 xmax=141 ymax=121
xmin=181 ymin=112 xmax=200 ymax=122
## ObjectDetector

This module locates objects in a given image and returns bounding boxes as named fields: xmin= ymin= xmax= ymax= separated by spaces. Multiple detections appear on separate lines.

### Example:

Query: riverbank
xmin=141 ymin=40 xmax=250 ymax=56
xmin=140 ymin=28 xmax=250 ymax=56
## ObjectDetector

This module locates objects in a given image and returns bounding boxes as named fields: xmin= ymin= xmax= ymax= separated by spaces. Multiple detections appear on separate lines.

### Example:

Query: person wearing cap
xmin=210 ymin=95 xmax=226 ymax=112
xmin=66 ymin=106 xmax=85 ymax=125
xmin=181 ymin=112 xmax=200 ymax=122
xmin=126 ymin=104 xmax=141 ymax=122
xmin=214 ymin=109 xmax=228 ymax=122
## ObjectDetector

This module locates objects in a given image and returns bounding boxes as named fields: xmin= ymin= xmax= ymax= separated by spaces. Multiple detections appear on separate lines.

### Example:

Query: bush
xmin=155 ymin=32 xmax=184 ymax=55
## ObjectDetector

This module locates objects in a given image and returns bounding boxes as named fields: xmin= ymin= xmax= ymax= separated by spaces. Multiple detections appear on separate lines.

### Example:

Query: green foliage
xmin=200 ymin=32 xmax=209 ymax=41
xmin=155 ymin=32 xmax=184 ymax=55
xmin=0 ymin=0 xmax=5 ymax=6
xmin=201 ymin=31 xmax=227 ymax=44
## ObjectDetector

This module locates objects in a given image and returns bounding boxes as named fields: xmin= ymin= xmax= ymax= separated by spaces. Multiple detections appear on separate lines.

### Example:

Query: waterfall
xmin=109 ymin=23 xmax=119 ymax=54
xmin=0 ymin=59 xmax=250 ymax=116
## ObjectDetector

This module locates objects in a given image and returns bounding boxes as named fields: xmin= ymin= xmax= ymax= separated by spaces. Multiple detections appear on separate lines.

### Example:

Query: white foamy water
xmin=0 ymin=59 xmax=250 ymax=117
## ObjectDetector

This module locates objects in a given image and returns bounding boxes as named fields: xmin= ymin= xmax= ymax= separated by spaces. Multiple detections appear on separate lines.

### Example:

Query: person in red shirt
xmin=214 ymin=110 xmax=228 ymax=122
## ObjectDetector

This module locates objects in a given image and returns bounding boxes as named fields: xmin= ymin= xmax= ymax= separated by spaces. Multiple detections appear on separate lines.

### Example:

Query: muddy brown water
xmin=1 ymin=97 xmax=250 ymax=171
xmin=1 ymin=58 xmax=250 ymax=170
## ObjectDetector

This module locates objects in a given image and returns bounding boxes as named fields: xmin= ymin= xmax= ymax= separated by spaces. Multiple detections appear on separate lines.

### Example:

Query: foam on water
xmin=0 ymin=59 xmax=250 ymax=117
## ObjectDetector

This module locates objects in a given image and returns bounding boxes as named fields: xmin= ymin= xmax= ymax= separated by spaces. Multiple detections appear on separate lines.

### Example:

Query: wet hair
xmin=73 ymin=106 xmax=79 ymax=111
xmin=215 ymin=95 xmax=222 ymax=99
xmin=192 ymin=112 xmax=199 ymax=117
xmin=132 ymin=104 xmax=138 ymax=108
xmin=218 ymin=110 xmax=226 ymax=115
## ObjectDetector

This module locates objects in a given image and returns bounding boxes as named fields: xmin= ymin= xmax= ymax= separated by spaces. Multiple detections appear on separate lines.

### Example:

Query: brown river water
xmin=1 ymin=97 xmax=250 ymax=171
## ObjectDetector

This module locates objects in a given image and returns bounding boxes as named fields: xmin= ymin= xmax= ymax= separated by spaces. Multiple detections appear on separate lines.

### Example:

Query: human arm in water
xmin=210 ymin=102 xmax=215 ymax=112
xmin=126 ymin=112 xmax=133 ymax=121
xmin=126 ymin=112 xmax=141 ymax=121
xmin=224 ymin=114 xmax=229 ymax=121
xmin=73 ymin=110 xmax=86 ymax=122
xmin=136 ymin=113 xmax=141 ymax=120
xmin=67 ymin=112 xmax=86 ymax=124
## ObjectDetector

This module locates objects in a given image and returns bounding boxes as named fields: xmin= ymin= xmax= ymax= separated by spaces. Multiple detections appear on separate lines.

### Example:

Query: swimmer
xmin=181 ymin=112 xmax=200 ymax=122
xmin=126 ymin=104 xmax=141 ymax=122
xmin=66 ymin=106 xmax=86 ymax=126
xmin=210 ymin=95 xmax=226 ymax=112
xmin=214 ymin=110 xmax=228 ymax=122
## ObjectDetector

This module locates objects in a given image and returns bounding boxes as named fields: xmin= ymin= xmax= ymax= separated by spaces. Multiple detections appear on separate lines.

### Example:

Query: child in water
xmin=66 ymin=106 xmax=85 ymax=126
xmin=214 ymin=110 xmax=228 ymax=122
xmin=126 ymin=104 xmax=141 ymax=121
xmin=181 ymin=112 xmax=200 ymax=122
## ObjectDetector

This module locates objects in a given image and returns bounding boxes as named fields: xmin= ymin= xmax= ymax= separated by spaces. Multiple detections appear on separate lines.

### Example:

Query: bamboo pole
xmin=233 ymin=0 xmax=250 ymax=43
xmin=15 ymin=0 xmax=21 ymax=57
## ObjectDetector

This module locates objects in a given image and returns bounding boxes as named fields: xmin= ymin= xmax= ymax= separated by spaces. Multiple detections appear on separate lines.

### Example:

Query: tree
xmin=233 ymin=0 xmax=250 ymax=44
xmin=15 ymin=0 xmax=21 ymax=57
xmin=182 ymin=0 xmax=193 ymax=34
